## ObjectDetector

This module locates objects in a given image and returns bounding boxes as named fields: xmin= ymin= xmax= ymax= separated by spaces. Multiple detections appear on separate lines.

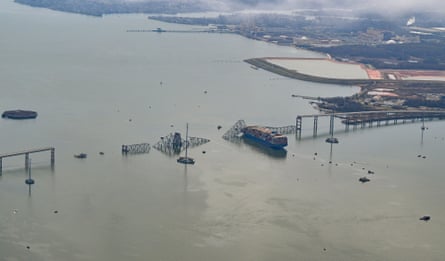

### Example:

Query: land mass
xmin=14 ymin=0 xmax=445 ymax=112
xmin=14 ymin=0 xmax=209 ymax=16
xmin=148 ymin=11 xmax=445 ymax=112
xmin=246 ymin=57 xmax=445 ymax=112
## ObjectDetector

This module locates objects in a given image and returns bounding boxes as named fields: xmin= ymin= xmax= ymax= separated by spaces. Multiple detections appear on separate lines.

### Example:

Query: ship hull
xmin=242 ymin=132 xmax=287 ymax=149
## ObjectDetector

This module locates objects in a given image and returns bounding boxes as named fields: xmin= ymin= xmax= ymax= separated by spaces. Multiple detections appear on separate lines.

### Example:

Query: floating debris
xmin=359 ymin=177 xmax=370 ymax=183
xmin=202 ymin=150 xmax=206 ymax=154
xmin=419 ymin=215 xmax=431 ymax=221
xmin=54 ymin=210 xmax=58 ymax=214
xmin=217 ymin=125 xmax=222 ymax=130
xmin=99 ymin=152 xmax=105 ymax=155
xmin=367 ymin=170 xmax=375 ymax=174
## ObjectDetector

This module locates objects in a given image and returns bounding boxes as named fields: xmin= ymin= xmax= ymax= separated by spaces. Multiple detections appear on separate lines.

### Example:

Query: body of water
xmin=1 ymin=1 xmax=445 ymax=260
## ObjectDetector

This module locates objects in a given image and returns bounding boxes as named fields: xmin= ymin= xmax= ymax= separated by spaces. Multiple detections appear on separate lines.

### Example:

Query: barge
xmin=2 ymin=110 xmax=38 ymax=119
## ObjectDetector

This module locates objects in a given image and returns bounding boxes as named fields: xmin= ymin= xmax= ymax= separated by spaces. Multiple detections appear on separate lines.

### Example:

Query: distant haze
xmin=111 ymin=0 xmax=445 ymax=14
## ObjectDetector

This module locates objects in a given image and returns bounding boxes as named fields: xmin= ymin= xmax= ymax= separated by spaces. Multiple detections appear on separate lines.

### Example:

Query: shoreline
xmin=245 ymin=57 xmax=445 ymax=87
xmin=245 ymin=57 xmax=445 ymax=112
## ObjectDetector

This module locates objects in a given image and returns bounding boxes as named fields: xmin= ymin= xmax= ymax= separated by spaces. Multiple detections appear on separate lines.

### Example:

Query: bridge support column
xmin=50 ymin=148 xmax=55 ymax=166
xmin=296 ymin=116 xmax=302 ymax=140
xmin=25 ymin=153 xmax=29 ymax=170
xmin=0 ymin=158 xmax=2 ymax=174
xmin=313 ymin=116 xmax=318 ymax=137
xmin=329 ymin=115 xmax=334 ymax=136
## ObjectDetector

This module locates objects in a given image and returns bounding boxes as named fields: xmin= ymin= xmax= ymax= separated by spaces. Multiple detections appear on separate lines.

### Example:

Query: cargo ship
xmin=241 ymin=126 xmax=287 ymax=149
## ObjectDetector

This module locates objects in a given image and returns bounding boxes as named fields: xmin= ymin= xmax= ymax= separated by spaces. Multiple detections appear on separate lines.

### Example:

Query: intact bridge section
xmin=296 ymin=110 xmax=445 ymax=139
xmin=0 ymin=147 xmax=55 ymax=173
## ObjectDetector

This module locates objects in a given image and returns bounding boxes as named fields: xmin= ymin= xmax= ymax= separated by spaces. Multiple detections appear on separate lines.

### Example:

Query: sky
xmin=101 ymin=0 xmax=445 ymax=16
xmin=227 ymin=0 xmax=444 ymax=14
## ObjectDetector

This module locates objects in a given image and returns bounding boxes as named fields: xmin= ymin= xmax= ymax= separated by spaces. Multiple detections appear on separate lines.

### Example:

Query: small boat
xmin=152 ymin=27 xmax=166 ymax=33
xmin=241 ymin=126 xmax=287 ymax=149
xmin=325 ymin=137 xmax=339 ymax=143
xmin=177 ymin=123 xmax=195 ymax=164
xmin=74 ymin=153 xmax=87 ymax=159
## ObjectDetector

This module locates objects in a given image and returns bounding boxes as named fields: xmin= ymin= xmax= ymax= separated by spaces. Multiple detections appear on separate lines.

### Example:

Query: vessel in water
xmin=241 ymin=126 xmax=287 ymax=149
xmin=2 ymin=110 xmax=37 ymax=119
xmin=177 ymin=123 xmax=195 ymax=164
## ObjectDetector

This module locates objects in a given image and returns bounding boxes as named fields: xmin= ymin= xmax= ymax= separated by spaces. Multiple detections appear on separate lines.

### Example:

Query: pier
xmin=296 ymin=110 xmax=445 ymax=139
xmin=126 ymin=29 xmax=230 ymax=34
xmin=0 ymin=147 xmax=55 ymax=172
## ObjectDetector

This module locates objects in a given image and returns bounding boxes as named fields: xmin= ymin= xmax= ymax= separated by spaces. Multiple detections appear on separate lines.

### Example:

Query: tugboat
xmin=177 ymin=123 xmax=195 ymax=164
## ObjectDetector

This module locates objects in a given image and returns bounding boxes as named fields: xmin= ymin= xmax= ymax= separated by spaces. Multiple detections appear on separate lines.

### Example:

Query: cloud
xmin=217 ymin=0 xmax=445 ymax=15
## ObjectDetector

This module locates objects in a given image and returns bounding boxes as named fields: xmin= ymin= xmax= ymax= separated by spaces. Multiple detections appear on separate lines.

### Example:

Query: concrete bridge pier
xmin=329 ymin=115 xmax=334 ymax=136
xmin=296 ymin=116 xmax=302 ymax=139
xmin=51 ymin=148 xmax=55 ymax=167
xmin=313 ymin=116 xmax=318 ymax=137
xmin=25 ymin=153 xmax=29 ymax=170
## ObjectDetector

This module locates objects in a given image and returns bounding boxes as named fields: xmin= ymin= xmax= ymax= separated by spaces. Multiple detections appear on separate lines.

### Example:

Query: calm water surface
xmin=1 ymin=1 xmax=445 ymax=260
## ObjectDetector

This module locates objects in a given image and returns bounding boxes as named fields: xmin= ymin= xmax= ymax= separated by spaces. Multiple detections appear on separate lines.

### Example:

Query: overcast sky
xmin=109 ymin=0 xmax=444 ymax=15
xmin=226 ymin=0 xmax=443 ymax=13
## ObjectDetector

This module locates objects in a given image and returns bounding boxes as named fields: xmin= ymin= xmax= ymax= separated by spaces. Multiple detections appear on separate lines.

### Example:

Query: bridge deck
xmin=297 ymin=110 xmax=445 ymax=118
xmin=0 ymin=147 xmax=55 ymax=158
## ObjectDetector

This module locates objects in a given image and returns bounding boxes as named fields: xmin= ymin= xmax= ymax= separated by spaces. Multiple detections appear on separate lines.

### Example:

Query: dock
xmin=0 ymin=147 xmax=55 ymax=172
